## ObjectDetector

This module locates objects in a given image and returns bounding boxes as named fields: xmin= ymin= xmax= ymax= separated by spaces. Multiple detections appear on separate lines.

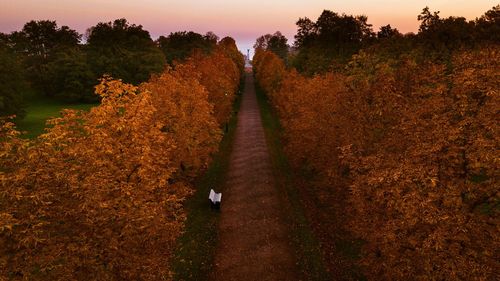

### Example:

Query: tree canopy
xmin=86 ymin=18 xmax=166 ymax=85
xmin=0 ymin=45 xmax=26 ymax=118
xmin=157 ymin=31 xmax=218 ymax=64
xmin=254 ymin=31 xmax=289 ymax=61
xmin=290 ymin=10 xmax=375 ymax=74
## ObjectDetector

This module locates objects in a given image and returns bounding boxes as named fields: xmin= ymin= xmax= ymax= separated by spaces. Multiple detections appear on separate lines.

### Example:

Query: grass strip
xmin=15 ymin=96 xmax=96 ymax=139
xmin=172 ymin=84 xmax=243 ymax=281
xmin=255 ymin=82 xmax=332 ymax=281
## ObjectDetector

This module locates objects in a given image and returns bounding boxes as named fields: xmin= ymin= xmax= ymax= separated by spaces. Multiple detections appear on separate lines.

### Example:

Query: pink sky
xmin=1 ymin=0 xmax=497 ymax=56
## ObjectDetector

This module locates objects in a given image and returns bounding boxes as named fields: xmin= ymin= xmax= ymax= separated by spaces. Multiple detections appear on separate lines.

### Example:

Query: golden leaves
xmin=254 ymin=46 xmax=499 ymax=280
xmin=0 ymin=47 xmax=241 ymax=279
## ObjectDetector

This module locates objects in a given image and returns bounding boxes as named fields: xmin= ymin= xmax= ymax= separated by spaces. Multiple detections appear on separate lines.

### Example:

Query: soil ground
xmin=209 ymin=70 xmax=300 ymax=281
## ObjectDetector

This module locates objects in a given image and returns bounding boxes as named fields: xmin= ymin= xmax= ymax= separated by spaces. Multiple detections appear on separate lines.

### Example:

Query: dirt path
xmin=210 ymin=70 xmax=299 ymax=281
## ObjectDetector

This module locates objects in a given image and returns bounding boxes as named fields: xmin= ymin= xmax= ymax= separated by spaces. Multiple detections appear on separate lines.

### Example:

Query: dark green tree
xmin=86 ymin=19 xmax=166 ymax=85
xmin=156 ymin=31 xmax=216 ymax=64
xmin=417 ymin=7 xmax=441 ymax=33
xmin=294 ymin=17 xmax=316 ymax=48
xmin=46 ymin=48 xmax=96 ymax=102
xmin=15 ymin=20 xmax=80 ymax=58
xmin=9 ymin=20 xmax=81 ymax=97
xmin=254 ymin=31 xmax=289 ymax=60
xmin=291 ymin=10 xmax=374 ymax=74
xmin=475 ymin=5 xmax=500 ymax=42
xmin=377 ymin=24 xmax=401 ymax=39
xmin=204 ymin=31 xmax=219 ymax=45
xmin=0 ymin=45 xmax=26 ymax=118
xmin=417 ymin=7 xmax=475 ymax=51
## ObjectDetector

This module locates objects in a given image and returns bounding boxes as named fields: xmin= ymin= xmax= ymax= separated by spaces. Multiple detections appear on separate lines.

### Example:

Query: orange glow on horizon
xmin=1 ymin=0 xmax=497 ymax=54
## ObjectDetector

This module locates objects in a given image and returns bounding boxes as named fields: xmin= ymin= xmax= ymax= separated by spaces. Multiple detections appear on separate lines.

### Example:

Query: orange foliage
xmin=0 ymin=47 xmax=242 ymax=280
xmin=175 ymin=45 xmax=242 ymax=126
xmin=254 ymin=47 xmax=499 ymax=280
xmin=253 ymin=49 xmax=286 ymax=95
xmin=339 ymin=48 xmax=499 ymax=280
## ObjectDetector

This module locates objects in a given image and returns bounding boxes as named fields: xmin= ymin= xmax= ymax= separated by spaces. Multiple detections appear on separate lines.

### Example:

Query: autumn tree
xmin=175 ymin=50 xmax=241 ymax=126
xmin=253 ymin=44 xmax=499 ymax=280
xmin=218 ymin=36 xmax=245 ymax=72
xmin=172 ymin=36 xmax=243 ymax=126
xmin=253 ymin=49 xmax=286 ymax=94
xmin=0 ymin=45 xmax=242 ymax=279
xmin=340 ymin=47 xmax=499 ymax=280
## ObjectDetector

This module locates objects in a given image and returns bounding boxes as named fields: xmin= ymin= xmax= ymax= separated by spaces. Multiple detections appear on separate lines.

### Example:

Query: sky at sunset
xmin=1 ymin=0 xmax=497 ymax=56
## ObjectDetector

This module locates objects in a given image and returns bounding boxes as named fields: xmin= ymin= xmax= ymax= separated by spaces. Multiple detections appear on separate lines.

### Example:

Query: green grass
xmin=254 ymin=82 xmax=331 ymax=281
xmin=15 ymin=96 xmax=96 ymax=139
xmin=171 ymin=85 xmax=243 ymax=281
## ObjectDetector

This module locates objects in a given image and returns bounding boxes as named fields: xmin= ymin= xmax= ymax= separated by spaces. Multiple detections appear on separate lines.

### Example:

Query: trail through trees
xmin=210 ymin=70 xmax=299 ymax=281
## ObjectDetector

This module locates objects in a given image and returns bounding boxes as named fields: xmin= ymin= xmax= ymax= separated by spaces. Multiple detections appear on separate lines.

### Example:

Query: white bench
xmin=209 ymin=189 xmax=222 ymax=209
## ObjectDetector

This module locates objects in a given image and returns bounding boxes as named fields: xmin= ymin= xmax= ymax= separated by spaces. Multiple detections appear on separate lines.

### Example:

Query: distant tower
xmin=247 ymin=49 xmax=250 ymax=61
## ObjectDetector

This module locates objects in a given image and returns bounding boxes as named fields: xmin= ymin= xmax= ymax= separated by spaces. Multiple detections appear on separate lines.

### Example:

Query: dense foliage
xmin=291 ymin=10 xmax=374 ymax=74
xmin=176 ymin=42 xmax=244 ymax=126
xmin=157 ymin=31 xmax=218 ymax=64
xmin=291 ymin=5 xmax=500 ymax=75
xmin=0 ymin=19 xmax=227 ymax=116
xmin=5 ymin=20 xmax=81 ymax=100
xmin=45 ymin=47 xmax=95 ymax=102
xmin=0 ymin=45 xmax=26 ymax=118
xmin=0 ymin=44 xmax=242 ymax=280
xmin=86 ymin=19 xmax=166 ymax=86
xmin=253 ymin=32 xmax=289 ymax=61
xmin=254 ymin=13 xmax=499 ymax=279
